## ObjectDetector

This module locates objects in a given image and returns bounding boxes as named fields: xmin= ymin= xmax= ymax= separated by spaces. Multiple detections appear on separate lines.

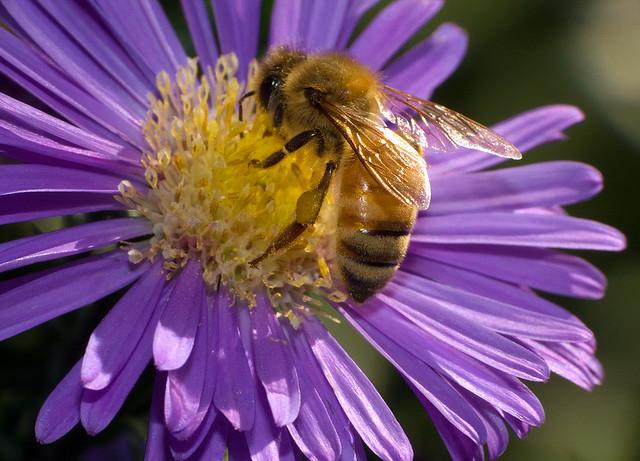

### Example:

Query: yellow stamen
xmin=119 ymin=55 xmax=339 ymax=310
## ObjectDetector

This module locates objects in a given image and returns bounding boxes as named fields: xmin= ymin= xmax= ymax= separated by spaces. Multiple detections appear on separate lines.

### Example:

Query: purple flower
xmin=0 ymin=1 xmax=625 ymax=461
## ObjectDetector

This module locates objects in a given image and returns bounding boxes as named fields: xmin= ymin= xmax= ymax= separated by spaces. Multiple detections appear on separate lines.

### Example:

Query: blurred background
xmin=0 ymin=0 xmax=638 ymax=460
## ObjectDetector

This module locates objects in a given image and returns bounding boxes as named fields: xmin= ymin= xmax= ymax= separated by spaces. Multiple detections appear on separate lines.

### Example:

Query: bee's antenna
xmin=238 ymin=90 xmax=255 ymax=122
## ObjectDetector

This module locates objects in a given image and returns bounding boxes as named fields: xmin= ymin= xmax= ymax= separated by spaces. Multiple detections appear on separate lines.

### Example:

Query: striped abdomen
xmin=336 ymin=161 xmax=417 ymax=302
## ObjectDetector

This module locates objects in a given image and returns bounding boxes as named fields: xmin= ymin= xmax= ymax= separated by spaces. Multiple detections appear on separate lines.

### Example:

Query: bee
xmin=246 ymin=47 xmax=521 ymax=302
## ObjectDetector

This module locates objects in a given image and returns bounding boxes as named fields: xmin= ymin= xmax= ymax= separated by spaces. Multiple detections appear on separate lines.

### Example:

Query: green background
xmin=0 ymin=0 xmax=638 ymax=460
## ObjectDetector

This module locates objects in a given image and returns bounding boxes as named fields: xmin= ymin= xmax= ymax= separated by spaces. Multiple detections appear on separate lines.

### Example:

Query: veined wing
xmin=321 ymin=101 xmax=430 ymax=210
xmin=382 ymin=85 xmax=522 ymax=159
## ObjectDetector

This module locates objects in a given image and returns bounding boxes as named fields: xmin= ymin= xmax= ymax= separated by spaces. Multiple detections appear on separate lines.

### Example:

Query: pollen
xmin=118 ymin=55 xmax=337 ymax=309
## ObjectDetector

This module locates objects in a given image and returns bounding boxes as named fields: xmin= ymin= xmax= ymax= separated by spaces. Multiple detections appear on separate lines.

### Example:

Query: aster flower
xmin=0 ymin=1 xmax=625 ymax=461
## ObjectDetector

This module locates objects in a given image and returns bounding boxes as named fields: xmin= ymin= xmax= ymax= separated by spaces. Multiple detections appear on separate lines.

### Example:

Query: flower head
xmin=0 ymin=1 xmax=625 ymax=461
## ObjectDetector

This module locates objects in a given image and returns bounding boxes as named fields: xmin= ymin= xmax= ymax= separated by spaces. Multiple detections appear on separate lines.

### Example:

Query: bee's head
xmin=255 ymin=47 xmax=307 ymax=111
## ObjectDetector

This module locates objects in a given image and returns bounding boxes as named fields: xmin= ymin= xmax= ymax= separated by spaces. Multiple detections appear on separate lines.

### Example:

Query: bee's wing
xmin=382 ymin=85 xmax=522 ymax=159
xmin=321 ymin=102 xmax=431 ymax=210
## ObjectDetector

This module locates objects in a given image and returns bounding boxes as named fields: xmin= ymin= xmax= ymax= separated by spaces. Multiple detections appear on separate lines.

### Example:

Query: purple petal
xmin=565 ymin=342 xmax=603 ymax=382
xmin=169 ymin=414 xmax=215 ymax=458
xmin=0 ymin=251 xmax=148 ymax=341
xmin=80 ymin=279 xmax=171 ymax=435
xmin=521 ymin=339 xmax=602 ymax=390
xmin=0 ymin=218 xmax=150 ymax=273
xmin=268 ymin=0 xmax=305 ymax=48
xmin=340 ymin=305 xmax=487 ymax=445
xmin=385 ymin=23 xmax=467 ymax=99
xmin=278 ymin=431 xmax=297 ymax=461
xmin=186 ymin=415 xmax=229 ymax=461
xmin=302 ymin=317 xmax=412 ymax=461
xmin=287 ymin=362 xmax=342 ymax=461
xmin=82 ymin=260 xmax=165 ymax=390
xmin=3 ymin=1 xmax=147 ymax=125
xmin=377 ymin=283 xmax=551 ymax=379
xmin=38 ymin=0 xmax=155 ymax=100
xmin=518 ymin=205 xmax=568 ymax=216
xmin=252 ymin=294 xmax=300 ymax=427
xmin=165 ymin=293 xmax=215 ymax=438
xmin=35 ymin=360 xmax=83 ymax=443
xmin=153 ymin=259 xmax=205 ymax=371
xmin=304 ymin=1 xmax=350 ymax=50
xmin=237 ymin=301 xmax=254 ymax=356
xmin=308 ymin=1 xmax=352 ymax=50
xmin=349 ymin=0 xmax=443 ymax=70
xmin=413 ymin=255 xmax=599 ymax=363
xmin=470 ymin=398 xmax=509 ymax=460
xmin=430 ymin=105 xmax=585 ymax=175
xmin=0 ymin=91 xmax=135 ymax=159
xmin=0 ymin=3 xmax=24 ymax=37
xmin=0 ymin=164 xmax=127 ymax=195
xmin=413 ymin=212 xmax=626 ymax=251
xmin=0 ymin=29 xmax=127 ymax=143
xmin=0 ymin=263 xmax=62 ymax=295
xmin=0 ymin=80 xmax=114 ymax=153
xmin=91 ymin=0 xmax=187 ymax=75
xmin=270 ymin=0 xmax=349 ymax=50
xmin=213 ymin=291 xmax=255 ymax=431
xmin=409 ymin=368 xmax=488 ymax=447
xmin=0 ymin=114 xmax=141 ymax=179
xmin=180 ymin=0 xmax=218 ymax=72
xmin=406 ymin=256 xmax=590 ymax=325
xmin=0 ymin=164 xmax=137 ymax=224
xmin=335 ymin=0 xmax=378 ymax=49
xmin=189 ymin=295 xmax=221 ymax=432
xmin=392 ymin=267 xmax=594 ymax=343
xmin=287 ymin=324 xmax=364 ymax=461
xmin=0 ymin=26 xmax=144 ymax=147
xmin=352 ymin=434 xmax=367 ymax=461
xmin=211 ymin=0 xmax=260 ymax=82
xmin=168 ymin=404 xmax=218 ymax=460
xmin=144 ymin=373 xmax=172 ymax=461
xmin=504 ymin=414 xmax=531 ymax=439
xmin=239 ymin=312 xmax=294 ymax=461
xmin=0 ymin=191 xmax=125 ymax=226
xmin=409 ymin=242 xmax=607 ymax=299
xmin=246 ymin=384 xmax=290 ymax=461
xmin=341 ymin=304 xmax=545 ymax=427
xmin=427 ymin=161 xmax=603 ymax=215
xmin=418 ymin=393 xmax=484 ymax=461
xmin=0 ymin=141 xmax=118 ymax=177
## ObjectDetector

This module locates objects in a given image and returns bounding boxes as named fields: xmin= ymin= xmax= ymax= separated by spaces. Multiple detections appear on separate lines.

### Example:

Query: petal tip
xmin=548 ymin=104 xmax=586 ymax=125
xmin=152 ymin=326 xmax=191 ymax=371
xmin=80 ymin=356 xmax=110 ymax=391
xmin=34 ymin=423 xmax=57 ymax=445
xmin=437 ymin=22 xmax=468 ymax=41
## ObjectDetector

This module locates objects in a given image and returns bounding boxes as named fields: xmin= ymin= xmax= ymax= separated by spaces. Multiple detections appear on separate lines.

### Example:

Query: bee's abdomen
xmin=336 ymin=227 xmax=411 ymax=302
xmin=335 ymin=160 xmax=418 ymax=302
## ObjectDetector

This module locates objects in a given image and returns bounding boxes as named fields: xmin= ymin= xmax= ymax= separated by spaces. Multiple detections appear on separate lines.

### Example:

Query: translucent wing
xmin=382 ymin=85 xmax=522 ymax=159
xmin=320 ymin=102 xmax=431 ymax=210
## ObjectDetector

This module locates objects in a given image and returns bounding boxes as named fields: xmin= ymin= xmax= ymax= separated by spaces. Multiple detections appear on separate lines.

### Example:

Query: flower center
xmin=119 ymin=55 xmax=343 ymax=310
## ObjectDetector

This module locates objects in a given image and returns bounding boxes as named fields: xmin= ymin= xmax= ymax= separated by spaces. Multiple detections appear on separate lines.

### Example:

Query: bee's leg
xmin=250 ymin=160 xmax=337 ymax=266
xmin=250 ymin=129 xmax=322 ymax=168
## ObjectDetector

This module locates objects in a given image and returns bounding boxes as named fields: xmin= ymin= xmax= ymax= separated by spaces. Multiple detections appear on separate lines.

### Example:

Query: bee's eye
xmin=259 ymin=75 xmax=280 ymax=108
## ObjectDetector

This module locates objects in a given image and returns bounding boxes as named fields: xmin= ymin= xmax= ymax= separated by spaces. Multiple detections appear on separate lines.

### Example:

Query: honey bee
xmin=246 ymin=47 xmax=521 ymax=302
